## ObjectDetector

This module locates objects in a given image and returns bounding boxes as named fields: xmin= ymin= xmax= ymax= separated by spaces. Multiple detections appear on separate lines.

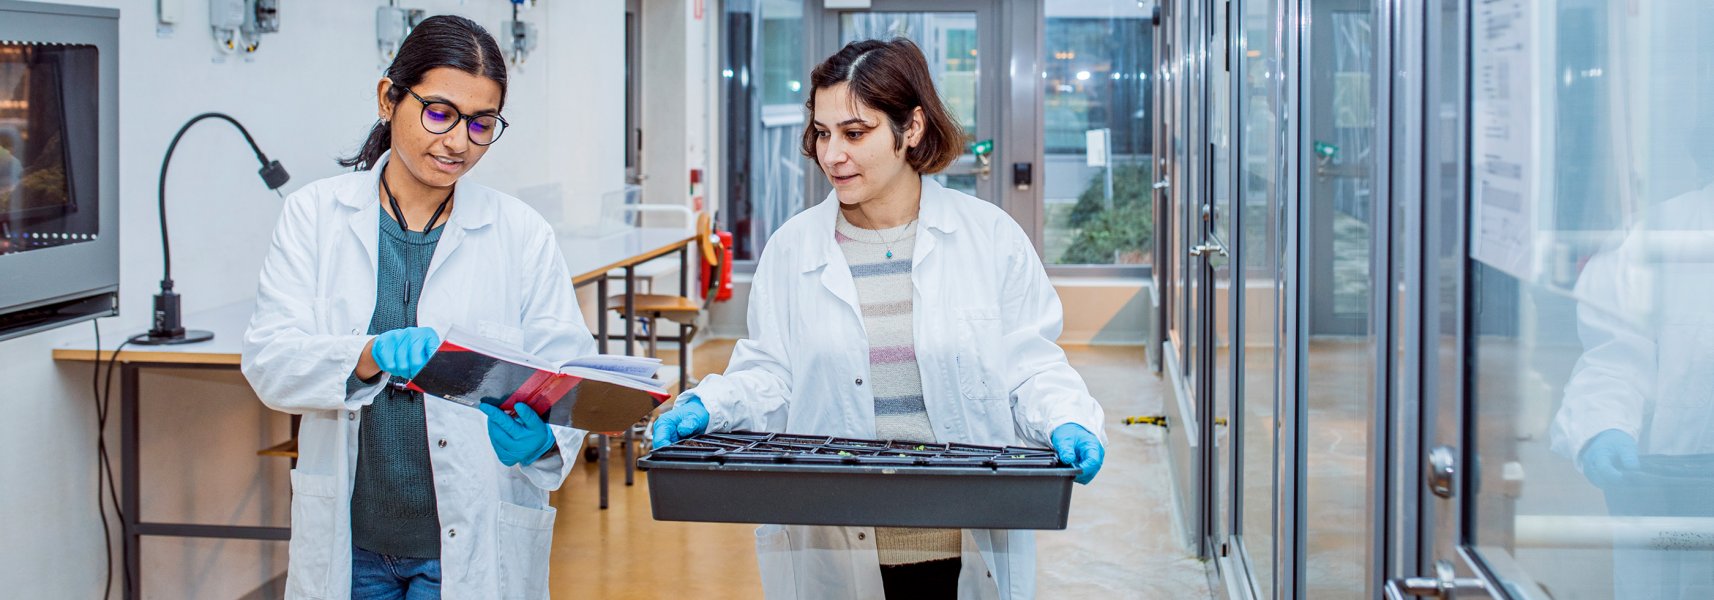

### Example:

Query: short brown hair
xmin=800 ymin=38 xmax=965 ymax=174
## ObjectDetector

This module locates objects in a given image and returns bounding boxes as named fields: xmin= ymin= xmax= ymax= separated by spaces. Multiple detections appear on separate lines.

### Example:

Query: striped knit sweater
xmin=835 ymin=210 xmax=962 ymax=566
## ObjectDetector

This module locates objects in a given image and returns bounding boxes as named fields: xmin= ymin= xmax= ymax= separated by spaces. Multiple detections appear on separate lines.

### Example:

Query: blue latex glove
xmin=1580 ymin=429 xmax=1639 ymax=489
xmin=371 ymin=326 xmax=440 ymax=380
xmin=1052 ymin=423 xmax=1105 ymax=485
xmin=478 ymin=402 xmax=558 ymax=467
xmin=651 ymin=397 xmax=710 ymax=449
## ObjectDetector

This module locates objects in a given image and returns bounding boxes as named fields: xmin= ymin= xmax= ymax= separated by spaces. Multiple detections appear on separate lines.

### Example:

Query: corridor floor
xmin=545 ymin=341 xmax=1213 ymax=599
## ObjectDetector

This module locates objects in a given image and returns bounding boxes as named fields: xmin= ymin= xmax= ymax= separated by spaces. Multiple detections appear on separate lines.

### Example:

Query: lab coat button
xmin=347 ymin=412 xmax=356 ymax=421
xmin=438 ymin=439 xmax=447 ymax=448
xmin=857 ymin=532 xmax=866 ymax=541
xmin=855 ymin=378 xmax=863 ymax=386
xmin=448 ymin=528 xmax=456 ymax=538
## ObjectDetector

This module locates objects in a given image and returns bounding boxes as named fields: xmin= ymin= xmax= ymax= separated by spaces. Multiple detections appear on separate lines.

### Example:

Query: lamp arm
xmin=156 ymin=112 xmax=278 ymax=287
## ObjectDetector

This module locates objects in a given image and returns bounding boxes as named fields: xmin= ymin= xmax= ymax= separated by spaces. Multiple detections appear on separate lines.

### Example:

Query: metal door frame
xmin=1211 ymin=0 xmax=1290 ymax=596
xmin=1286 ymin=0 xmax=1407 ymax=596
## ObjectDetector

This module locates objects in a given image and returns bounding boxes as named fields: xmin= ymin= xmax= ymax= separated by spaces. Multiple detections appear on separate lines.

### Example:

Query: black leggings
xmin=881 ymin=557 xmax=961 ymax=599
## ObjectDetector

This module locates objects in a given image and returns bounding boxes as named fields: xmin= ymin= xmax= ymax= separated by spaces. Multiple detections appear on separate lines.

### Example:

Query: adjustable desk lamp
xmin=133 ymin=112 xmax=289 ymax=345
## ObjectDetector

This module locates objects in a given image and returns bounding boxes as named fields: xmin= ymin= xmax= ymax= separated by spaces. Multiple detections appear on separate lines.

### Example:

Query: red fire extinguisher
xmin=700 ymin=230 xmax=734 ymax=303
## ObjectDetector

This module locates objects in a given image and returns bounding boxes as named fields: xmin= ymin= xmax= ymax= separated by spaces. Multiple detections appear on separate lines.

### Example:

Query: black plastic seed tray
xmin=638 ymin=431 xmax=1079 ymax=530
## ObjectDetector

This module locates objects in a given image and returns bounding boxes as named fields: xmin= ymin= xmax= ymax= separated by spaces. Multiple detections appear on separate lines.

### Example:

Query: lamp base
xmin=131 ymin=329 xmax=214 ymax=346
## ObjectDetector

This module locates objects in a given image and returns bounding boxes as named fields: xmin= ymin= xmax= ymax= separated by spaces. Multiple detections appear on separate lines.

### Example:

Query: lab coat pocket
xmin=476 ymin=320 xmax=526 ymax=349
xmin=286 ymin=470 xmax=338 ymax=600
xmin=496 ymin=501 xmax=556 ymax=599
xmin=755 ymin=524 xmax=801 ymax=599
xmin=955 ymin=308 xmax=1006 ymax=401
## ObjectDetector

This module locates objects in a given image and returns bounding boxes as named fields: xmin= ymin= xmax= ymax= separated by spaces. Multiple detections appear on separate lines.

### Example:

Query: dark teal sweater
xmin=350 ymin=210 xmax=444 ymax=559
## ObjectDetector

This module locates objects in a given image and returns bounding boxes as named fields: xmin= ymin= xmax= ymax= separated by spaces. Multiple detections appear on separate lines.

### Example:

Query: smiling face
xmin=378 ymin=66 xmax=503 ymax=190
xmin=812 ymin=82 xmax=925 ymax=207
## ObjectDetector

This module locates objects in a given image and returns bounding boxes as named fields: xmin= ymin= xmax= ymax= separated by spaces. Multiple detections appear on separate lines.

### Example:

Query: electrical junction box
xmin=251 ymin=0 xmax=280 ymax=34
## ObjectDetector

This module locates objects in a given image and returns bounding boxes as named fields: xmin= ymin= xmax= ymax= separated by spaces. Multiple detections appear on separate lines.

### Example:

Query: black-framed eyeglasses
xmin=397 ymin=85 xmax=509 ymax=146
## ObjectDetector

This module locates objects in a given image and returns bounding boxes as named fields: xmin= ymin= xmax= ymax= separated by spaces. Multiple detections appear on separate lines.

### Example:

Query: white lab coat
xmin=1549 ymin=182 xmax=1714 ymax=600
xmin=688 ymin=177 xmax=1108 ymax=600
xmin=241 ymin=163 xmax=594 ymax=600
xmin=1551 ymin=181 xmax=1714 ymax=461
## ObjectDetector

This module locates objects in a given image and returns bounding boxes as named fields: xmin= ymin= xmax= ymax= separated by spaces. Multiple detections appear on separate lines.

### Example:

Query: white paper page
xmin=441 ymin=325 xmax=555 ymax=371
xmin=562 ymin=365 xmax=669 ymax=393
xmin=1470 ymin=0 xmax=1535 ymax=278
xmin=561 ymin=354 xmax=662 ymax=379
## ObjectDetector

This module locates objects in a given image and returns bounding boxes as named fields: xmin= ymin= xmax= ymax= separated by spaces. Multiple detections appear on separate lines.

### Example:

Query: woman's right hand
xmin=651 ymin=397 xmax=710 ymax=449
xmin=367 ymin=326 xmax=441 ymax=380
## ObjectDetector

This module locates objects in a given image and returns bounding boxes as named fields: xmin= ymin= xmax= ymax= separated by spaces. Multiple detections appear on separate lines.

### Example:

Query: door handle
xmin=972 ymin=155 xmax=993 ymax=180
xmin=1189 ymin=243 xmax=1227 ymax=258
xmin=1427 ymin=445 xmax=1457 ymax=499
xmin=1152 ymin=179 xmax=1170 ymax=190
xmin=1384 ymin=561 xmax=1487 ymax=599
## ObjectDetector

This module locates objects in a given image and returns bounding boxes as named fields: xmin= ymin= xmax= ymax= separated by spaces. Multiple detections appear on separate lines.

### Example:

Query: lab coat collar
xmin=797 ymin=175 xmax=959 ymax=274
xmin=335 ymin=150 xmax=497 ymax=231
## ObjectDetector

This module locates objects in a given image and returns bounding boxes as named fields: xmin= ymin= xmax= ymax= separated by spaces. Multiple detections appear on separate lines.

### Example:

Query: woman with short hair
xmin=653 ymin=38 xmax=1107 ymax=599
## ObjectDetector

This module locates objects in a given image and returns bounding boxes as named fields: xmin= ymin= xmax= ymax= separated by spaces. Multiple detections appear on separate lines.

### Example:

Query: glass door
xmin=1409 ymin=1 xmax=1714 ymax=598
xmin=1207 ymin=0 xmax=1237 ymax=574
xmin=815 ymin=0 xmax=1001 ymax=204
xmin=1299 ymin=0 xmax=1382 ymax=596
xmin=1224 ymin=0 xmax=1288 ymax=596
xmin=1155 ymin=0 xmax=1214 ymax=553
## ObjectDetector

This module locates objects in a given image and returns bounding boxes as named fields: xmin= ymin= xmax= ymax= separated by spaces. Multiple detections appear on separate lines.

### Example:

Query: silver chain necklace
xmin=855 ymin=205 xmax=917 ymax=259
xmin=874 ymin=219 xmax=916 ymax=259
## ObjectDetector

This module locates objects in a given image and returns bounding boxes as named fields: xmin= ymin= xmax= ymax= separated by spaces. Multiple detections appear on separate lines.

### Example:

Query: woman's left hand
xmin=1051 ymin=423 xmax=1105 ymax=485
xmin=479 ymin=402 xmax=558 ymax=466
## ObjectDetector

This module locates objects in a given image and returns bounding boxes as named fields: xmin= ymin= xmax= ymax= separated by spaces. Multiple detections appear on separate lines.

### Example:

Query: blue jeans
xmin=352 ymin=545 xmax=441 ymax=600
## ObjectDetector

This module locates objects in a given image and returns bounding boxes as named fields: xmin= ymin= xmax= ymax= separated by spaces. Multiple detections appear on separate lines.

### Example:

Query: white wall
xmin=638 ymin=0 xmax=712 ymax=216
xmin=0 ymin=1 xmax=623 ymax=597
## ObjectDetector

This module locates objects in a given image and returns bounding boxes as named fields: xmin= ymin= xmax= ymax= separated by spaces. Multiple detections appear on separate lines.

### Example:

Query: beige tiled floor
xmin=545 ymin=341 xmax=1214 ymax=599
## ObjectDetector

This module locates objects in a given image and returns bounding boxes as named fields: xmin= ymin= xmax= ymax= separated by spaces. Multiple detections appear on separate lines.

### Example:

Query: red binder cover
xmin=405 ymin=339 xmax=670 ymax=435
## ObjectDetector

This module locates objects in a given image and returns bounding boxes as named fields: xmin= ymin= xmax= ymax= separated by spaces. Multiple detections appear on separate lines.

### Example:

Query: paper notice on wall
xmin=1086 ymin=129 xmax=1110 ymax=167
xmin=1470 ymin=0 xmax=1534 ymax=279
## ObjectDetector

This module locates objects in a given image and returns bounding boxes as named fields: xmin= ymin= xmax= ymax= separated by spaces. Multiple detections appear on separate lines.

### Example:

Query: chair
xmin=595 ymin=213 xmax=726 ymax=494
xmin=581 ymin=210 xmax=728 ymax=507
xmin=609 ymin=212 xmax=721 ymax=391
xmin=257 ymin=415 xmax=302 ymax=466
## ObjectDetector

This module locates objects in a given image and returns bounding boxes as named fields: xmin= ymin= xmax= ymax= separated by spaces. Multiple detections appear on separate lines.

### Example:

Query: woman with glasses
xmin=242 ymin=15 xmax=589 ymax=600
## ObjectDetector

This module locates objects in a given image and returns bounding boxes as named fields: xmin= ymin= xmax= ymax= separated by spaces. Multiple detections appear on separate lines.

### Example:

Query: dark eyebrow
xmin=812 ymin=118 xmax=874 ymax=129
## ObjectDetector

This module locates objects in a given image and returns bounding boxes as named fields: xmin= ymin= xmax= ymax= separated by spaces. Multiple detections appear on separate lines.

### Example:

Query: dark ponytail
xmin=340 ymin=15 xmax=509 ymax=171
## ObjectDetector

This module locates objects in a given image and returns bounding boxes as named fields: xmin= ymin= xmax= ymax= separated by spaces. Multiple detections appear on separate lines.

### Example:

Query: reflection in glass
xmin=1304 ymin=0 xmax=1377 ymax=597
xmin=1040 ymin=1 xmax=1153 ymax=265
xmin=720 ymin=0 xmax=806 ymax=261
xmin=0 ymin=43 xmax=99 ymax=258
xmin=1209 ymin=0 xmax=1234 ymax=562
xmin=1468 ymin=3 xmax=1714 ymax=598
xmin=841 ymin=12 xmax=981 ymax=198
xmin=1236 ymin=0 xmax=1283 ymax=593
